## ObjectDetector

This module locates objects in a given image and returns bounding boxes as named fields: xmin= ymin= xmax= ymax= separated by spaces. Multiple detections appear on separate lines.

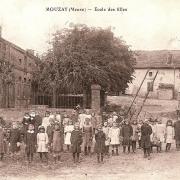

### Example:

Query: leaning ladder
xmin=134 ymin=70 xmax=159 ymax=120
xmin=126 ymin=69 xmax=150 ymax=117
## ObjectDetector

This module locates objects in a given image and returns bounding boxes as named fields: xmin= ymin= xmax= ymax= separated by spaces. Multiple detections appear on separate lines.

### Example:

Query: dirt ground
xmin=0 ymin=142 xmax=180 ymax=180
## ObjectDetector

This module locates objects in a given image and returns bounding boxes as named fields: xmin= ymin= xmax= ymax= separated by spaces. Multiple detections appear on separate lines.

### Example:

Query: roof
xmin=135 ymin=50 xmax=180 ymax=69
xmin=0 ymin=37 xmax=39 ymax=61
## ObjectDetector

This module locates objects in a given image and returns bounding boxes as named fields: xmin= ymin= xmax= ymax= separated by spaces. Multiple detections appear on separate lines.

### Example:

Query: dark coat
xmin=121 ymin=124 xmax=133 ymax=146
xmin=94 ymin=131 xmax=106 ymax=153
xmin=141 ymin=123 xmax=152 ymax=148
xmin=9 ymin=128 xmax=21 ymax=153
xmin=24 ymin=131 xmax=37 ymax=154
xmin=70 ymin=130 xmax=83 ymax=153
xmin=174 ymin=120 xmax=180 ymax=141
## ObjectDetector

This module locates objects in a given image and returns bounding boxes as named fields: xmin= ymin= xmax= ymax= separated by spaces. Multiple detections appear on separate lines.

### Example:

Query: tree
xmin=0 ymin=60 xmax=14 ymax=107
xmin=33 ymin=24 xmax=136 ymax=107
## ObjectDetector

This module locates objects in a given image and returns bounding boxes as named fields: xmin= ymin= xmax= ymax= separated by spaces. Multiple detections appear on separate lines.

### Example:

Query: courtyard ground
xmin=0 ymin=143 xmax=180 ymax=180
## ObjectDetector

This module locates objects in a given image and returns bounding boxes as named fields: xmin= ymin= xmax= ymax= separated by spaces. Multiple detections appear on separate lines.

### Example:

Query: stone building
xmin=126 ymin=50 xmax=180 ymax=100
xmin=0 ymin=28 xmax=39 ymax=108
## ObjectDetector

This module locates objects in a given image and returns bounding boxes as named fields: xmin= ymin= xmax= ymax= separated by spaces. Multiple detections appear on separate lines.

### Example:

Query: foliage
xmin=0 ymin=60 xmax=14 ymax=84
xmin=33 ymin=24 xmax=136 ymax=94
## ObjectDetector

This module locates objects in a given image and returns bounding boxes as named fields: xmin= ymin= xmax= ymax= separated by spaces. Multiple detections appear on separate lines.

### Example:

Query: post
xmin=91 ymin=84 xmax=101 ymax=114
xmin=177 ymin=87 xmax=180 ymax=117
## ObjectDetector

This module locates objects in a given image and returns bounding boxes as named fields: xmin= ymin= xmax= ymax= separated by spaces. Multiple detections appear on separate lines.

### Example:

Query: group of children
xmin=0 ymin=109 xmax=178 ymax=164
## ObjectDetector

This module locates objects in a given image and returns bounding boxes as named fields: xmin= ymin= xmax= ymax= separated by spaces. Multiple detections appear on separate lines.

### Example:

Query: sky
xmin=0 ymin=0 xmax=180 ymax=55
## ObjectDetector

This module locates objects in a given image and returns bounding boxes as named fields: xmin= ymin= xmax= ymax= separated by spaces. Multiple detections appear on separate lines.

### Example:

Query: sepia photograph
xmin=0 ymin=0 xmax=180 ymax=179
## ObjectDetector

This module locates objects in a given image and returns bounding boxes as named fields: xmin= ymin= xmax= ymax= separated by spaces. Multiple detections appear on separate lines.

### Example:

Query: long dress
xmin=9 ymin=128 xmax=21 ymax=153
xmin=165 ymin=126 xmax=174 ymax=143
xmin=51 ymin=130 xmax=63 ymax=152
xmin=155 ymin=124 xmax=165 ymax=143
xmin=82 ymin=125 xmax=93 ymax=147
xmin=174 ymin=120 xmax=180 ymax=142
xmin=94 ymin=131 xmax=106 ymax=153
xmin=37 ymin=133 xmax=49 ymax=152
xmin=121 ymin=124 xmax=133 ymax=146
xmin=0 ymin=128 xmax=5 ymax=154
xmin=64 ymin=125 xmax=74 ymax=145
xmin=102 ymin=126 xmax=110 ymax=146
xmin=24 ymin=130 xmax=36 ymax=154
xmin=70 ymin=130 xmax=83 ymax=153
xmin=109 ymin=127 xmax=120 ymax=145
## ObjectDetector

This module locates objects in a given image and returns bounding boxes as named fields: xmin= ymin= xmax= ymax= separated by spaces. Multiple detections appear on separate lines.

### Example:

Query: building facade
xmin=126 ymin=50 xmax=180 ymax=100
xmin=0 ymin=31 xmax=38 ymax=108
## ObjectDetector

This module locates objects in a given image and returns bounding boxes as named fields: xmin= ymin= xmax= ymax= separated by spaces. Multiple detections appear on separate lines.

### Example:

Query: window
xmin=19 ymin=59 xmax=22 ymax=65
xmin=149 ymin=71 xmax=153 ymax=77
xmin=18 ymin=76 xmax=22 ymax=82
xmin=147 ymin=82 xmax=153 ymax=92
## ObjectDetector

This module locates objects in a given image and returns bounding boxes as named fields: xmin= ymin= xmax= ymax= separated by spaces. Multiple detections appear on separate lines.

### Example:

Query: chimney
xmin=26 ymin=49 xmax=35 ymax=55
xmin=0 ymin=26 xmax=2 ymax=37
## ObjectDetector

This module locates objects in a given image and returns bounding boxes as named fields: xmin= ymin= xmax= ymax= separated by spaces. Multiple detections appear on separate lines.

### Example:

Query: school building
xmin=0 ymin=27 xmax=39 ymax=108
xmin=126 ymin=50 xmax=180 ymax=100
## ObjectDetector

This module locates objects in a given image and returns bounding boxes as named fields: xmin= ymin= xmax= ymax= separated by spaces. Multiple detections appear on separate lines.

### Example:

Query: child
xmin=109 ymin=122 xmax=120 ymax=155
xmin=82 ymin=118 xmax=93 ymax=155
xmin=64 ymin=120 xmax=74 ymax=151
xmin=63 ymin=114 xmax=70 ymax=127
xmin=51 ymin=123 xmax=63 ymax=163
xmin=0 ymin=125 xmax=5 ymax=161
xmin=131 ymin=121 xmax=138 ymax=153
xmin=70 ymin=123 xmax=83 ymax=163
xmin=95 ymin=125 xmax=106 ymax=163
xmin=155 ymin=119 xmax=165 ymax=152
xmin=9 ymin=122 xmax=21 ymax=159
xmin=18 ymin=133 xmax=26 ymax=160
xmin=121 ymin=120 xmax=133 ymax=153
xmin=165 ymin=120 xmax=174 ymax=151
xmin=141 ymin=119 xmax=152 ymax=159
xmin=47 ymin=118 xmax=55 ymax=151
xmin=24 ymin=124 xmax=36 ymax=163
xmin=22 ymin=113 xmax=31 ymax=133
xmin=102 ymin=121 xmax=110 ymax=156
xmin=37 ymin=126 xmax=49 ymax=163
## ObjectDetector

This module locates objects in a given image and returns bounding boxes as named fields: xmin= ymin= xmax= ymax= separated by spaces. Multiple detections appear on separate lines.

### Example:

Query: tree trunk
xmin=52 ymin=86 xmax=56 ymax=108
xmin=83 ymin=89 xmax=87 ymax=109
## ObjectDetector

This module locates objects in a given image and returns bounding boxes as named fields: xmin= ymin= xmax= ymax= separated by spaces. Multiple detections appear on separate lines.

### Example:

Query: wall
xmin=0 ymin=38 xmax=37 ymax=108
xmin=126 ymin=68 xmax=180 ymax=99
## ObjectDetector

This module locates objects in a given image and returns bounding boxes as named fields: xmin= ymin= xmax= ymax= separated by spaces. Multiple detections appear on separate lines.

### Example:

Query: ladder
xmin=126 ymin=69 xmax=150 ymax=117
xmin=134 ymin=70 xmax=159 ymax=120
xmin=127 ymin=70 xmax=159 ymax=121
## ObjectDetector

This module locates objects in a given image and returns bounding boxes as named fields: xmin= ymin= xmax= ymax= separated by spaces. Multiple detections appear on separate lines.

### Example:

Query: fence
xmin=33 ymin=94 xmax=84 ymax=109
